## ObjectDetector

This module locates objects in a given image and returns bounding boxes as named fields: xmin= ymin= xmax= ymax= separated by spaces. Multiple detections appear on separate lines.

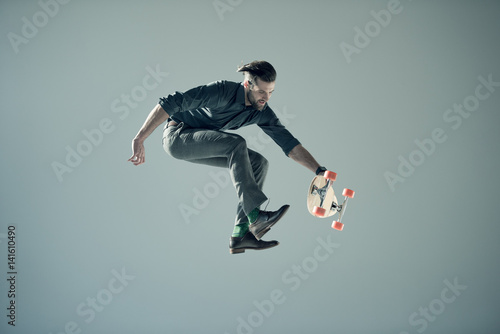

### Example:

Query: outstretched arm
xmin=128 ymin=104 xmax=169 ymax=166
xmin=288 ymin=144 xmax=322 ymax=174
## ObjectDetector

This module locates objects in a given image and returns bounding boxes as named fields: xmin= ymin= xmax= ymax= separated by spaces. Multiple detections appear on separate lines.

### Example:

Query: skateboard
xmin=307 ymin=171 xmax=355 ymax=231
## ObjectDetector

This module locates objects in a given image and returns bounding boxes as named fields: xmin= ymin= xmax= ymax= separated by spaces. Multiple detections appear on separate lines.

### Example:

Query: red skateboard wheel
xmin=324 ymin=171 xmax=337 ymax=181
xmin=332 ymin=221 xmax=344 ymax=231
xmin=342 ymin=188 xmax=355 ymax=198
xmin=312 ymin=206 xmax=326 ymax=217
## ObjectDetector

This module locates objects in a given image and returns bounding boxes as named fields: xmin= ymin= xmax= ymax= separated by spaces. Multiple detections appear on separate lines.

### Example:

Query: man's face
xmin=246 ymin=78 xmax=275 ymax=111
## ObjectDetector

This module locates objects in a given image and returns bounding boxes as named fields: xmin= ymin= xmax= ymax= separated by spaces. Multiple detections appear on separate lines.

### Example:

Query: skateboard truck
xmin=332 ymin=187 xmax=355 ymax=231
xmin=309 ymin=171 xmax=355 ymax=231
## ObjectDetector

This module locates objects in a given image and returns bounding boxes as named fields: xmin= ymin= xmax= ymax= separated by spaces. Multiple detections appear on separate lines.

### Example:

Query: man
xmin=129 ymin=60 xmax=327 ymax=254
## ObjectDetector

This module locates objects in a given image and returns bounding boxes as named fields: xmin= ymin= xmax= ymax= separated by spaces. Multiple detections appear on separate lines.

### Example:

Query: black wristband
xmin=316 ymin=166 xmax=327 ymax=175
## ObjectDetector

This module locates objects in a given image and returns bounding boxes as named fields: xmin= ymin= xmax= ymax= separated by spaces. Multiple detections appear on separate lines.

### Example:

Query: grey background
xmin=1 ymin=0 xmax=500 ymax=333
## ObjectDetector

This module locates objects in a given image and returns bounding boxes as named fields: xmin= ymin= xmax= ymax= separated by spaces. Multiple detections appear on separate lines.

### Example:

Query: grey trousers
xmin=162 ymin=122 xmax=269 ymax=225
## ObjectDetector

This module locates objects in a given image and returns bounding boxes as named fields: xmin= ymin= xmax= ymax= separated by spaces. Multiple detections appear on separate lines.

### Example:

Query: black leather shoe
xmin=229 ymin=232 xmax=279 ymax=254
xmin=249 ymin=204 xmax=290 ymax=240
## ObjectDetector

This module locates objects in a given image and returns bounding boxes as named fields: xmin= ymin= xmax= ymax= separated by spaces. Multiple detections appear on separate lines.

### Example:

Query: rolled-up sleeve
xmin=258 ymin=110 xmax=301 ymax=156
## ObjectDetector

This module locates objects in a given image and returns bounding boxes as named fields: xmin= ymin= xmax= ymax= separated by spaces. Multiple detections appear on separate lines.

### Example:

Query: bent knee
xmin=259 ymin=155 xmax=269 ymax=171
xmin=229 ymin=134 xmax=247 ymax=149
xmin=250 ymin=151 xmax=269 ymax=172
xmin=162 ymin=136 xmax=181 ymax=159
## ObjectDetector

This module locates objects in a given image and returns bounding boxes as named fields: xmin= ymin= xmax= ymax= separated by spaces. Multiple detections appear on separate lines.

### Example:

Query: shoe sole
xmin=253 ymin=205 xmax=290 ymax=240
xmin=229 ymin=242 xmax=279 ymax=254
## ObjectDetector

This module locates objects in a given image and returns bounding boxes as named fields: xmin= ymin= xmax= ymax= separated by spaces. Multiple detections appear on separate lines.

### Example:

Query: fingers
xmin=129 ymin=140 xmax=146 ymax=166
xmin=128 ymin=154 xmax=145 ymax=166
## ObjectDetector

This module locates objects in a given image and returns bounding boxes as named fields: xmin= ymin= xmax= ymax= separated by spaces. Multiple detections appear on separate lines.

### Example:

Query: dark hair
xmin=237 ymin=60 xmax=277 ymax=83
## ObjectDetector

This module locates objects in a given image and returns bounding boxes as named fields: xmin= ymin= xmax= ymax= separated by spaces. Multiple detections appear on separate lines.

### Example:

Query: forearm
xmin=288 ymin=144 xmax=321 ymax=174
xmin=133 ymin=104 xmax=170 ymax=142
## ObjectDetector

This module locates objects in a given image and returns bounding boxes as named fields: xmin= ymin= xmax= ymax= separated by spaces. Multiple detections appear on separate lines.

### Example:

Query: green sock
xmin=247 ymin=208 xmax=260 ymax=224
xmin=232 ymin=223 xmax=249 ymax=238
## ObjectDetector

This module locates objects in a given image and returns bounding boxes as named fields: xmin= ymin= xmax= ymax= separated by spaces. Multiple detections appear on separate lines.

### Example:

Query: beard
xmin=247 ymin=91 xmax=266 ymax=110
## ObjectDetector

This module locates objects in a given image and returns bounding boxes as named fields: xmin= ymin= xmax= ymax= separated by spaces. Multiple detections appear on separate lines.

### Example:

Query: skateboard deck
xmin=306 ymin=171 xmax=355 ymax=231
xmin=307 ymin=175 xmax=338 ymax=217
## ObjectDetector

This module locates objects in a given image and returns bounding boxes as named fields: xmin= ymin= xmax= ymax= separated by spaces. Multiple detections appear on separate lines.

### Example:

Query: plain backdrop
xmin=1 ymin=1 xmax=500 ymax=333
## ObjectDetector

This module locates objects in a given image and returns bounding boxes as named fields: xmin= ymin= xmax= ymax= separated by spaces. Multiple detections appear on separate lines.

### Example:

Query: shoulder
xmin=202 ymin=80 xmax=239 ymax=93
xmin=207 ymin=80 xmax=242 ymax=99
xmin=254 ymin=106 xmax=281 ymax=127
xmin=262 ymin=105 xmax=278 ymax=119
xmin=206 ymin=80 xmax=240 ymax=88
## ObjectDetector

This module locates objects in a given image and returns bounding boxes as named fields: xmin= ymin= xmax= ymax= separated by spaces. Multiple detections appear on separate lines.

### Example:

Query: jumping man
xmin=128 ymin=60 xmax=327 ymax=254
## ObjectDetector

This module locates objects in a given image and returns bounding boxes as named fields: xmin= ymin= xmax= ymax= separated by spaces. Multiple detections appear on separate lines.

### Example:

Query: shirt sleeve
xmin=258 ymin=109 xmax=301 ymax=156
xmin=158 ymin=81 xmax=226 ymax=116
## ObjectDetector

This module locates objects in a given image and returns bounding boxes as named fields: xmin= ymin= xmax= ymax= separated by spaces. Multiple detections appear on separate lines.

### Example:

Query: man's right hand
xmin=128 ymin=139 xmax=146 ymax=166
xmin=128 ymin=104 xmax=169 ymax=166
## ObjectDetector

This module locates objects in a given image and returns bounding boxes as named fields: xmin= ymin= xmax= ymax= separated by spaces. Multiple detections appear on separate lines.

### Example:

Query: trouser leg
xmin=186 ymin=149 xmax=268 ymax=226
xmin=234 ymin=150 xmax=269 ymax=225
xmin=163 ymin=123 xmax=268 ymax=216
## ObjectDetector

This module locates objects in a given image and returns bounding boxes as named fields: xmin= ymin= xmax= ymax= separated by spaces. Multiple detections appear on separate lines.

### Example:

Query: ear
xmin=243 ymin=80 xmax=249 ymax=88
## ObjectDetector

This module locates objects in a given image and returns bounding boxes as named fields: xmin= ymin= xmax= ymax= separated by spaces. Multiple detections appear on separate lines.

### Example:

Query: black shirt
xmin=159 ymin=80 xmax=301 ymax=156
